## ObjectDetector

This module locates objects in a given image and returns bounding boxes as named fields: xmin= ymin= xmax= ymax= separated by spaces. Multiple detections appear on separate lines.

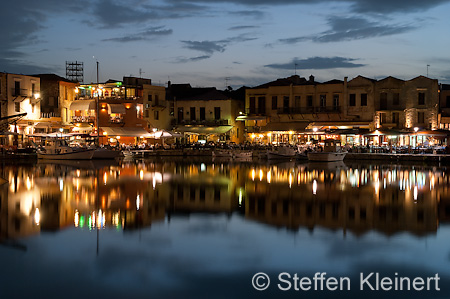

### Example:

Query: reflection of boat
xmin=307 ymin=139 xmax=347 ymax=162
xmin=92 ymin=147 xmax=122 ymax=159
xmin=37 ymin=158 xmax=119 ymax=169
xmin=307 ymin=160 xmax=347 ymax=171
xmin=267 ymin=146 xmax=297 ymax=160
xmin=37 ymin=139 xmax=95 ymax=160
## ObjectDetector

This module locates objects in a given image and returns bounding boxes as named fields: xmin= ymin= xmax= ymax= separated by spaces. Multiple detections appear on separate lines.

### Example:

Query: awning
xmin=69 ymin=100 xmax=96 ymax=111
xmin=101 ymin=127 xmax=152 ymax=137
xmin=34 ymin=122 xmax=52 ymax=128
xmin=108 ymin=104 xmax=126 ymax=114
xmin=261 ymin=122 xmax=309 ymax=132
xmin=176 ymin=125 xmax=232 ymax=135
xmin=309 ymin=121 xmax=372 ymax=128
xmin=236 ymin=115 xmax=267 ymax=121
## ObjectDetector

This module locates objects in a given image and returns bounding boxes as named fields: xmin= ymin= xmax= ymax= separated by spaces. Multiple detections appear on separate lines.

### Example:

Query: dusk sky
xmin=2 ymin=0 xmax=450 ymax=88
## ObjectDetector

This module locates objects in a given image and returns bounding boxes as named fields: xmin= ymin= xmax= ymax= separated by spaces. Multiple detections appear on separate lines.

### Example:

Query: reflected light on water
xmin=34 ymin=208 xmax=40 ymax=226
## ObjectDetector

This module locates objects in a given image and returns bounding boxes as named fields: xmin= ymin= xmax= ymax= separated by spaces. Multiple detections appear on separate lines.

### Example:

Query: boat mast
xmin=96 ymin=61 xmax=100 ymax=146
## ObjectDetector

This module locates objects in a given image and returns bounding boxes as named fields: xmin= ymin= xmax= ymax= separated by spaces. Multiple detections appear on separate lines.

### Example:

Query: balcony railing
xmin=109 ymin=117 xmax=124 ymax=124
xmin=277 ymin=106 xmax=341 ymax=114
xmin=72 ymin=116 xmax=95 ymax=123
xmin=174 ymin=119 xmax=229 ymax=126
xmin=11 ymin=88 xmax=28 ymax=97
xmin=245 ymin=108 xmax=267 ymax=115
xmin=41 ymin=112 xmax=61 ymax=118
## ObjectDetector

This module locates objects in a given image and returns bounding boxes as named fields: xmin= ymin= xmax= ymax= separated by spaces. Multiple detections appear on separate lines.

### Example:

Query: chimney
xmin=167 ymin=80 xmax=171 ymax=88
xmin=309 ymin=75 xmax=314 ymax=82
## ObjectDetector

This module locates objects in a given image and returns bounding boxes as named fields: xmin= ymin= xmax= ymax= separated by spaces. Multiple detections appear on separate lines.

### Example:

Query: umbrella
xmin=149 ymin=130 xmax=182 ymax=138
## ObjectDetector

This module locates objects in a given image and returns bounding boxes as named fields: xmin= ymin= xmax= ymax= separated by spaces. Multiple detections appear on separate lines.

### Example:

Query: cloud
xmin=265 ymin=57 xmax=365 ymax=70
xmin=228 ymin=25 xmax=260 ymax=31
xmin=181 ymin=34 xmax=257 ymax=55
xmin=279 ymin=16 xmax=417 ymax=44
xmin=228 ymin=10 xmax=266 ymax=19
xmin=167 ymin=0 xmax=450 ymax=14
xmin=102 ymin=27 xmax=173 ymax=42
xmin=175 ymin=55 xmax=212 ymax=63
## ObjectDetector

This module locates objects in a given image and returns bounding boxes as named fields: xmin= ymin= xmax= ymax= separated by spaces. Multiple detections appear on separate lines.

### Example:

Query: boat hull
xmin=267 ymin=151 xmax=296 ymax=160
xmin=37 ymin=149 xmax=96 ymax=160
xmin=92 ymin=148 xmax=122 ymax=159
xmin=307 ymin=152 xmax=347 ymax=162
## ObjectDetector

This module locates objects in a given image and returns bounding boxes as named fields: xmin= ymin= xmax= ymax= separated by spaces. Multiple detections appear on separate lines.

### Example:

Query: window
xmin=307 ymin=95 xmax=313 ymax=107
xmin=392 ymin=112 xmax=399 ymax=124
xmin=380 ymin=112 xmax=386 ymax=124
xmin=393 ymin=93 xmax=400 ymax=105
xmin=177 ymin=107 xmax=184 ymax=121
xmin=148 ymin=94 xmax=152 ymax=102
xmin=320 ymin=95 xmax=326 ymax=107
xmin=361 ymin=93 xmax=367 ymax=106
xmin=214 ymin=107 xmax=221 ymax=120
xmin=349 ymin=94 xmax=356 ymax=106
xmin=418 ymin=93 xmax=425 ymax=105
xmin=418 ymin=111 xmax=425 ymax=124
xmin=283 ymin=96 xmax=289 ymax=113
xmin=32 ymin=83 xmax=35 ymax=95
xmin=15 ymin=102 xmax=20 ymax=112
xmin=380 ymin=93 xmax=387 ymax=110
xmin=154 ymin=111 xmax=159 ymax=120
xmin=258 ymin=97 xmax=266 ymax=114
xmin=190 ymin=107 xmax=196 ymax=121
xmin=271 ymin=96 xmax=277 ymax=110
xmin=447 ymin=96 xmax=450 ymax=108
xmin=154 ymin=95 xmax=159 ymax=106
xmin=333 ymin=94 xmax=339 ymax=110
xmin=145 ymin=110 xmax=149 ymax=118
xmin=249 ymin=97 xmax=256 ymax=114
xmin=14 ymin=81 xmax=20 ymax=96
xmin=200 ymin=107 xmax=205 ymax=121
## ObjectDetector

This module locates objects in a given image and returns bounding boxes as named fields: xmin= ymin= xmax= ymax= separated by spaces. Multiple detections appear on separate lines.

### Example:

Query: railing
xmin=41 ymin=112 xmax=61 ymax=118
xmin=11 ymin=88 xmax=28 ymax=97
xmin=277 ymin=106 xmax=341 ymax=114
xmin=245 ymin=108 xmax=267 ymax=115
xmin=72 ymin=116 xmax=95 ymax=123
xmin=174 ymin=119 xmax=229 ymax=126
xmin=109 ymin=117 xmax=124 ymax=124
xmin=245 ymin=126 xmax=261 ymax=133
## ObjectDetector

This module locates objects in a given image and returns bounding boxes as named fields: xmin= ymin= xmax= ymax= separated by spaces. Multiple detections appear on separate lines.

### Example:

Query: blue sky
xmin=1 ymin=0 xmax=450 ymax=88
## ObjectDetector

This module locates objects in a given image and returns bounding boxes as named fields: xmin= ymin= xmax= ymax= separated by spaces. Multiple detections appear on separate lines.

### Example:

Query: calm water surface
xmin=1 ymin=158 xmax=450 ymax=298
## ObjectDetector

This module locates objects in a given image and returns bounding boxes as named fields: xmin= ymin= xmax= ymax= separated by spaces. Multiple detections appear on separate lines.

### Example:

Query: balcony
xmin=245 ymin=108 xmax=267 ymax=115
xmin=72 ymin=116 xmax=95 ymax=123
xmin=11 ymin=88 xmax=28 ymax=97
xmin=109 ymin=117 xmax=124 ymax=124
xmin=277 ymin=106 xmax=341 ymax=114
xmin=174 ymin=119 xmax=229 ymax=126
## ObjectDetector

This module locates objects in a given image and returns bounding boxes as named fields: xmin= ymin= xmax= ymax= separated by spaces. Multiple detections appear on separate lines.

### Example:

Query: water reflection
xmin=1 ymin=159 xmax=449 ymax=242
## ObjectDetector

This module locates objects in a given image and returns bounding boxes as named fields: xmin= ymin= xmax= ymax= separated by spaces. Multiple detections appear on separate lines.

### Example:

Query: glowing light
xmin=74 ymin=211 xmax=79 ymax=227
xmin=267 ymin=133 xmax=272 ymax=137
xmin=136 ymin=195 xmax=140 ymax=210
xmin=251 ymin=134 xmax=256 ymax=139
xmin=34 ymin=208 xmax=40 ymax=226
xmin=59 ymin=179 xmax=64 ymax=191
xmin=312 ymin=180 xmax=317 ymax=195
xmin=289 ymin=172 xmax=293 ymax=188
xmin=267 ymin=171 xmax=271 ymax=184
xmin=140 ymin=170 xmax=144 ymax=180
xmin=238 ymin=189 xmax=243 ymax=206
xmin=251 ymin=169 xmax=256 ymax=181
xmin=259 ymin=169 xmax=263 ymax=181
xmin=414 ymin=186 xmax=418 ymax=201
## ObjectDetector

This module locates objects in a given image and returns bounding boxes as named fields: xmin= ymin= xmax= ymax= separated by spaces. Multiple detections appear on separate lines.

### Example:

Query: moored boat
xmin=307 ymin=139 xmax=347 ymax=162
xmin=37 ymin=139 xmax=95 ymax=160
xmin=92 ymin=147 xmax=122 ymax=159
xmin=267 ymin=146 xmax=297 ymax=160
xmin=212 ymin=149 xmax=233 ymax=157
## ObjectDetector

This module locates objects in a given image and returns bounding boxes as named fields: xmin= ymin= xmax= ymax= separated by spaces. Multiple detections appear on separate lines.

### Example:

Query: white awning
xmin=69 ymin=100 xmax=96 ymax=111
xmin=108 ymin=104 xmax=126 ymax=114
xmin=101 ymin=127 xmax=152 ymax=137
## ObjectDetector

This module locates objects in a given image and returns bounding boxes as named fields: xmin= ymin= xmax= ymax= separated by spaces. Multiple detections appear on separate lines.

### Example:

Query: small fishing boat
xmin=37 ymin=138 xmax=95 ymax=160
xmin=267 ymin=146 xmax=297 ymax=160
xmin=212 ymin=149 xmax=233 ymax=157
xmin=307 ymin=139 xmax=347 ymax=162
xmin=92 ymin=147 xmax=122 ymax=159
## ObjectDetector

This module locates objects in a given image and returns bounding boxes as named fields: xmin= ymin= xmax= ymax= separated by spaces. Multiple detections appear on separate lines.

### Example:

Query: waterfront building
xmin=71 ymin=76 xmax=152 ymax=145
xmin=170 ymin=84 xmax=245 ymax=144
xmin=35 ymin=74 xmax=79 ymax=134
xmin=439 ymin=84 xmax=450 ymax=130
xmin=0 ymin=72 xmax=41 ymax=147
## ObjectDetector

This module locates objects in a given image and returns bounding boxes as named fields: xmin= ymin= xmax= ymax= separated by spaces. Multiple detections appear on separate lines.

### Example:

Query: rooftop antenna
xmin=427 ymin=64 xmax=430 ymax=77
xmin=139 ymin=68 xmax=145 ymax=78
xmin=225 ymin=77 xmax=231 ymax=89
xmin=294 ymin=63 xmax=298 ymax=76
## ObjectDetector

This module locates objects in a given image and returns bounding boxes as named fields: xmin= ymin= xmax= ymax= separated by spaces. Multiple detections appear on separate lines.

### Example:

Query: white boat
xmin=307 ymin=139 xmax=347 ymax=162
xmin=212 ymin=149 xmax=233 ymax=157
xmin=267 ymin=146 xmax=297 ymax=160
xmin=233 ymin=150 xmax=252 ymax=159
xmin=37 ymin=139 xmax=95 ymax=160
xmin=92 ymin=147 xmax=122 ymax=159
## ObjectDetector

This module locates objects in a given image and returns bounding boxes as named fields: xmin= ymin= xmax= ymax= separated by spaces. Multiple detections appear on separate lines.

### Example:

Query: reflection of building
xmin=244 ymin=164 xmax=439 ymax=236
